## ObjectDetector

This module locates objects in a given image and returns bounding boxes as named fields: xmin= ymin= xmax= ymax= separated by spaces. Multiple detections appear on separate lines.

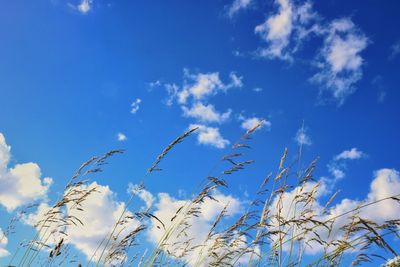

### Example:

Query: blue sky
xmin=0 ymin=0 xmax=400 ymax=266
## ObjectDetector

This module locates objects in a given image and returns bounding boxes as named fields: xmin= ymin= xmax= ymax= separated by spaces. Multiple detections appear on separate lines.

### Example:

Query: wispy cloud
xmin=389 ymin=40 xmax=400 ymax=60
xmin=372 ymin=75 xmax=387 ymax=103
xmin=0 ymin=133 xmax=52 ymax=212
xmin=131 ymin=98 xmax=142 ymax=114
xmin=226 ymin=0 xmax=253 ymax=18
xmin=294 ymin=124 xmax=312 ymax=146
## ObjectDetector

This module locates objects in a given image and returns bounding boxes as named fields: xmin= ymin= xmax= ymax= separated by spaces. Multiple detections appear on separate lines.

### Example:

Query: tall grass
xmin=3 ymin=125 xmax=400 ymax=266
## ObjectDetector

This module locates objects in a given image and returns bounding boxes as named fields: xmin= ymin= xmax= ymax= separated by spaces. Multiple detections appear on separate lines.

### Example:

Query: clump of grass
xmin=3 ymin=124 xmax=400 ymax=267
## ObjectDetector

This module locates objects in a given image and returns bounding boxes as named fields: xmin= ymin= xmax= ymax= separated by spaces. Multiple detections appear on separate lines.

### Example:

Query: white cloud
xmin=65 ymin=182 xmax=140 ymax=261
xmin=161 ymin=70 xmax=242 ymax=134
xmin=227 ymin=0 xmax=252 ymax=18
xmin=311 ymin=18 xmax=368 ymax=104
xmin=294 ymin=125 xmax=312 ymax=146
xmin=228 ymin=72 xmax=244 ymax=88
xmin=182 ymin=102 xmax=232 ymax=124
xmin=252 ymin=87 xmax=263 ymax=93
xmin=328 ymin=164 xmax=345 ymax=180
xmin=328 ymin=148 xmax=366 ymax=180
xmin=255 ymin=0 xmax=293 ymax=60
xmin=128 ymin=183 xmax=155 ymax=209
xmin=0 ymin=133 xmax=52 ymax=212
xmin=335 ymin=147 xmax=365 ymax=160
xmin=240 ymin=116 xmax=271 ymax=131
xmin=254 ymin=1 xmax=367 ymax=104
xmin=131 ymin=98 xmax=142 ymax=114
xmin=0 ymin=228 xmax=9 ymax=258
xmin=255 ymin=0 xmax=318 ymax=61
xmin=189 ymin=124 xmax=230 ymax=149
xmin=176 ymin=71 xmax=242 ymax=105
xmin=117 ymin=132 xmax=127 ymax=142
xmin=164 ymin=83 xmax=180 ymax=106
xmin=148 ymin=190 xmax=246 ymax=265
xmin=268 ymin=168 xmax=400 ymax=255
xmin=160 ymin=70 xmax=242 ymax=148
xmin=25 ymin=182 xmax=141 ymax=262
xmin=178 ymin=72 xmax=223 ymax=104
xmin=77 ymin=0 xmax=92 ymax=14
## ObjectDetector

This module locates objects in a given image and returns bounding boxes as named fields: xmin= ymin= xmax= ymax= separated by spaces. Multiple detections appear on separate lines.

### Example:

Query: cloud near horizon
xmin=24 ymin=182 xmax=141 ymax=262
xmin=0 ymin=133 xmax=52 ymax=212
xmin=147 ymin=189 xmax=257 ymax=265
xmin=268 ymin=168 xmax=400 ymax=255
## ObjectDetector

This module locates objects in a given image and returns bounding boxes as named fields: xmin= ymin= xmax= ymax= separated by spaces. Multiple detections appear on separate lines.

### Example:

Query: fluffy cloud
xmin=131 ymin=98 xmax=142 ymax=114
xmin=128 ymin=183 xmax=155 ymax=209
xmin=182 ymin=102 xmax=231 ymax=124
xmin=227 ymin=0 xmax=252 ymax=18
xmin=189 ymin=124 xmax=230 ymax=149
xmin=328 ymin=147 xmax=365 ymax=180
xmin=158 ymin=70 xmax=242 ymax=149
xmin=294 ymin=125 xmax=312 ymax=146
xmin=117 ymin=132 xmax=127 ymax=142
xmin=176 ymin=71 xmax=242 ymax=105
xmin=335 ymin=147 xmax=365 ymax=160
xmin=0 ymin=133 xmax=52 ymax=212
xmin=240 ymin=116 xmax=271 ymax=131
xmin=0 ymin=228 xmax=9 ymax=258
xmin=66 ymin=183 xmax=140 ymax=260
xmin=255 ymin=0 xmax=318 ymax=61
xmin=147 ymin=190 xmax=245 ymax=265
xmin=77 ymin=0 xmax=92 ymax=14
xmin=162 ymin=70 xmax=241 ymax=149
xmin=311 ymin=18 xmax=368 ymax=104
xmin=25 ymin=182 xmax=140 ymax=262
xmin=268 ymin=168 xmax=400 ymax=255
xmin=254 ymin=1 xmax=367 ymax=104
